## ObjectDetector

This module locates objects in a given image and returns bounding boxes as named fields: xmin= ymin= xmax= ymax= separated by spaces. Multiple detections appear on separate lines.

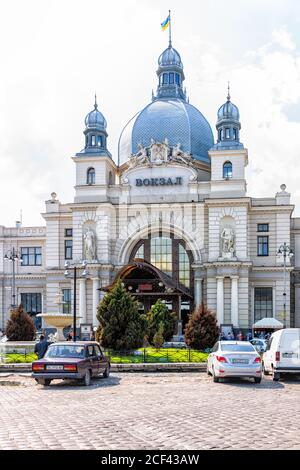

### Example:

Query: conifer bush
xmin=147 ymin=299 xmax=177 ymax=344
xmin=96 ymin=279 xmax=147 ymax=350
xmin=6 ymin=305 xmax=36 ymax=341
xmin=184 ymin=303 xmax=219 ymax=350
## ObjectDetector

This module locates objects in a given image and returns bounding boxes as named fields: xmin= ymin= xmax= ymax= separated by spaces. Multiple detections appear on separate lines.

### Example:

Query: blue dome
xmin=85 ymin=103 xmax=107 ymax=130
xmin=118 ymin=98 xmax=214 ymax=165
xmin=158 ymin=45 xmax=183 ymax=68
xmin=217 ymin=100 xmax=239 ymax=122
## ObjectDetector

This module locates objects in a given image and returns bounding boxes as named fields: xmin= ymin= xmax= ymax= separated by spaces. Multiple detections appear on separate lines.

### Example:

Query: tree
xmin=96 ymin=279 xmax=147 ymax=350
xmin=184 ymin=303 xmax=219 ymax=350
xmin=147 ymin=299 xmax=177 ymax=344
xmin=6 ymin=305 xmax=36 ymax=341
xmin=152 ymin=321 xmax=164 ymax=349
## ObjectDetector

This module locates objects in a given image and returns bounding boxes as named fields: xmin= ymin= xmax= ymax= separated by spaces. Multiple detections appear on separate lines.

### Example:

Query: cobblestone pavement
xmin=0 ymin=372 xmax=300 ymax=450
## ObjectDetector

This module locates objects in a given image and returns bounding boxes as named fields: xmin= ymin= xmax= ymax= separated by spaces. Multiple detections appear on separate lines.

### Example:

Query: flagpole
xmin=169 ymin=9 xmax=172 ymax=47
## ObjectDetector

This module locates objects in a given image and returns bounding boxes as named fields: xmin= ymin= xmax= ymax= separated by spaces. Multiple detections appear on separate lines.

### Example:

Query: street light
xmin=4 ymin=248 xmax=22 ymax=308
xmin=64 ymin=260 xmax=89 ymax=342
xmin=277 ymin=242 xmax=294 ymax=327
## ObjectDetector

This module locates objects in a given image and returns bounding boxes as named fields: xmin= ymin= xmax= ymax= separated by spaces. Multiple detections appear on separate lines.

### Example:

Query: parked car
xmin=250 ymin=338 xmax=268 ymax=353
xmin=207 ymin=341 xmax=262 ymax=383
xmin=262 ymin=328 xmax=300 ymax=381
xmin=32 ymin=341 xmax=110 ymax=386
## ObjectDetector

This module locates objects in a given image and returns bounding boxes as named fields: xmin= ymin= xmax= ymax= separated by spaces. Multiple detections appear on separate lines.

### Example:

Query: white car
xmin=262 ymin=328 xmax=300 ymax=381
xmin=207 ymin=341 xmax=262 ymax=383
xmin=250 ymin=338 xmax=268 ymax=353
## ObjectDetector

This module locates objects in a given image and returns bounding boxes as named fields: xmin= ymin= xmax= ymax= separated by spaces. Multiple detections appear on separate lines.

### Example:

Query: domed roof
xmin=158 ymin=45 xmax=183 ymax=68
xmin=217 ymin=97 xmax=240 ymax=122
xmin=118 ymin=98 xmax=214 ymax=166
xmin=85 ymin=99 xmax=107 ymax=130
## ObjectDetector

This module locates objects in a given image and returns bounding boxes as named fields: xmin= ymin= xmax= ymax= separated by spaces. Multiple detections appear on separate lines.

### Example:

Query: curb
xmin=0 ymin=362 xmax=207 ymax=374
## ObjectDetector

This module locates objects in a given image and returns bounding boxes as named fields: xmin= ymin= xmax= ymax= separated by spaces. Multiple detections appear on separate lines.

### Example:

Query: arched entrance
xmin=106 ymin=233 xmax=195 ymax=336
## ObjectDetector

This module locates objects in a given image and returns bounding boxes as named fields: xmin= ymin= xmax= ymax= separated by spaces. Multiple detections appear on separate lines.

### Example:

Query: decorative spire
xmin=94 ymin=93 xmax=98 ymax=110
xmin=227 ymin=81 xmax=231 ymax=102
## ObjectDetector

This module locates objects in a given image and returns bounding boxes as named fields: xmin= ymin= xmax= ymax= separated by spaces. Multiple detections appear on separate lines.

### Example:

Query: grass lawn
xmin=1 ymin=348 xmax=208 ymax=364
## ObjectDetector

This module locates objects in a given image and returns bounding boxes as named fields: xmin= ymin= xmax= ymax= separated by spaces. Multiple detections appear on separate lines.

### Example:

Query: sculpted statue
xmin=129 ymin=143 xmax=149 ymax=168
xmin=221 ymin=227 xmax=235 ymax=259
xmin=83 ymin=227 xmax=97 ymax=261
xmin=170 ymin=142 xmax=192 ymax=165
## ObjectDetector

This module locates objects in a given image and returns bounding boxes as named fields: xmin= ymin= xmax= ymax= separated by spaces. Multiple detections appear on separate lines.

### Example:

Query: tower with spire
xmin=209 ymin=85 xmax=248 ymax=197
xmin=72 ymin=97 xmax=117 ymax=202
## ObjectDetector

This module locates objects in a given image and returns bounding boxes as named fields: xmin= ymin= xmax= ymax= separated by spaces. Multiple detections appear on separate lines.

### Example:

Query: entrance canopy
xmin=102 ymin=259 xmax=192 ymax=298
xmin=253 ymin=317 xmax=283 ymax=330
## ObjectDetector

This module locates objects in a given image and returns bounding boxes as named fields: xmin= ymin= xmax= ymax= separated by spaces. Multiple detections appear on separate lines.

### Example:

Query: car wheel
xmin=103 ymin=365 xmax=110 ymax=378
xmin=83 ymin=369 xmax=91 ymax=386
xmin=262 ymin=363 xmax=269 ymax=375
xmin=254 ymin=377 xmax=261 ymax=384
xmin=212 ymin=369 xmax=219 ymax=383
xmin=273 ymin=371 xmax=280 ymax=382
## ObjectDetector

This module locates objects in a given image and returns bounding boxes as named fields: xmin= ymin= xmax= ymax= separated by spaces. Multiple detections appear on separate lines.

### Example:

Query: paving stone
xmin=0 ymin=373 xmax=299 ymax=449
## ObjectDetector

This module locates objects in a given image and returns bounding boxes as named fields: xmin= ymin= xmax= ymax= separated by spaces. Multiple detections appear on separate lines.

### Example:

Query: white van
xmin=262 ymin=328 xmax=300 ymax=381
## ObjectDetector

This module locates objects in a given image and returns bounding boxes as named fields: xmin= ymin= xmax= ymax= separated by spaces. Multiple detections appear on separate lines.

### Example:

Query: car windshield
xmin=221 ymin=344 xmax=255 ymax=352
xmin=45 ymin=345 xmax=85 ymax=358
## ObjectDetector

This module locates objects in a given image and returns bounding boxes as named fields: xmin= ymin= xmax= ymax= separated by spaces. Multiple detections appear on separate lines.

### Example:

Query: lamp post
xmin=4 ymin=248 xmax=22 ymax=308
xmin=64 ymin=260 xmax=89 ymax=342
xmin=277 ymin=242 xmax=293 ymax=327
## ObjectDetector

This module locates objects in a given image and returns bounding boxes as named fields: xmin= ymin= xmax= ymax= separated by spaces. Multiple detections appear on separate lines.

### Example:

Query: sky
xmin=1 ymin=0 xmax=300 ymax=226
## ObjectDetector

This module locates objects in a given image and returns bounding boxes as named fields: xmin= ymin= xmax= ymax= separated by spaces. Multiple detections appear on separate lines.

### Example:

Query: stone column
xmin=92 ymin=278 xmax=100 ymax=327
xmin=79 ymin=278 xmax=86 ymax=324
xmin=194 ymin=277 xmax=203 ymax=308
xmin=231 ymin=276 xmax=239 ymax=327
xmin=216 ymin=276 xmax=224 ymax=325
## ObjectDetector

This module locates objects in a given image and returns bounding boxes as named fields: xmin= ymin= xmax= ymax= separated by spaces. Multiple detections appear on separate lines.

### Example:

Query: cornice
xmin=252 ymin=266 xmax=294 ymax=272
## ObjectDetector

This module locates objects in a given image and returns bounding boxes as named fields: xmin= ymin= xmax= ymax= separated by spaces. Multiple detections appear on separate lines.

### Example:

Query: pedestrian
xmin=66 ymin=331 xmax=73 ymax=341
xmin=237 ymin=330 xmax=244 ymax=341
xmin=227 ymin=331 xmax=233 ymax=340
xmin=34 ymin=334 xmax=50 ymax=359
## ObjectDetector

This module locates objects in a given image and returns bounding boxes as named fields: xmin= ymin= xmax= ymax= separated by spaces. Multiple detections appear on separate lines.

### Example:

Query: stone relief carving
xmin=127 ymin=140 xmax=194 ymax=171
xmin=83 ymin=227 xmax=97 ymax=261
xmin=220 ymin=227 xmax=235 ymax=259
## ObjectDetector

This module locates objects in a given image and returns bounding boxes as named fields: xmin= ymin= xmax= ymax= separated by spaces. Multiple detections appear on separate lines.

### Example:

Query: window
xmin=175 ymin=73 xmax=180 ymax=85
xmin=91 ymin=135 xmax=96 ymax=146
xmin=163 ymin=73 xmax=168 ymax=84
xmin=257 ymin=236 xmax=269 ymax=256
xmin=219 ymin=129 xmax=222 ymax=141
xmin=233 ymin=128 xmax=237 ymax=140
xmin=169 ymin=72 xmax=174 ymax=84
xmin=225 ymin=128 xmax=230 ymax=139
xmin=65 ymin=228 xmax=73 ymax=237
xmin=109 ymin=171 xmax=113 ymax=186
xmin=257 ymin=224 xmax=269 ymax=232
xmin=21 ymin=247 xmax=42 ymax=266
xmin=254 ymin=287 xmax=273 ymax=321
xmin=223 ymin=161 xmax=233 ymax=179
xmin=20 ymin=293 xmax=42 ymax=329
xmin=134 ymin=244 xmax=144 ymax=259
xmin=87 ymin=167 xmax=95 ymax=185
xmin=150 ymin=237 xmax=172 ymax=275
xmin=97 ymin=135 xmax=102 ymax=147
xmin=62 ymin=289 xmax=71 ymax=314
xmin=64 ymin=240 xmax=73 ymax=260
xmin=179 ymin=244 xmax=190 ymax=288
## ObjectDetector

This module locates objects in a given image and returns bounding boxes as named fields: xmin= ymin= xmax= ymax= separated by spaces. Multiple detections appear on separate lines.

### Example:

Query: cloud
xmin=1 ymin=1 xmax=300 ymax=226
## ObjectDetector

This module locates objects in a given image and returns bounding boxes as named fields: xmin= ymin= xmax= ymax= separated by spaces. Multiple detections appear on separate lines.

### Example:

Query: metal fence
xmin=0 ymin=343 xmax=37 ymax=364
xmin=104 ymin=348 xmax=208 ymax=364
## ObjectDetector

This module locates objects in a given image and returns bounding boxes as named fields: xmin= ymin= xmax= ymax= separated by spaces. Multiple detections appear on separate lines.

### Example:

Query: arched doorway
xmin=107 ymin=233 xmax=194 ymax=336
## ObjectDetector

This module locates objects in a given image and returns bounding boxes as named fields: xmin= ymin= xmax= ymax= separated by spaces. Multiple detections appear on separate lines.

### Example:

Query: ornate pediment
xmin=128 ymin=139 xmax=194 ymax=169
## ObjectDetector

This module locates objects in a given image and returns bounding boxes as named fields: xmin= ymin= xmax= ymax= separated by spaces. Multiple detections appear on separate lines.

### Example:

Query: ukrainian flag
xmin=161 ymin=14 xmax=170 ymax=31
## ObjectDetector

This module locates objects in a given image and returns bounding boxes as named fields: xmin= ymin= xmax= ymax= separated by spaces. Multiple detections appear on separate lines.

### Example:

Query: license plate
xmin=232 ymin=359 xmax=248 ymax=364
xmin=282 ymin=353 xmax=295 ymax=358
xmin=46 ymin=365 xmax=64 ymax=370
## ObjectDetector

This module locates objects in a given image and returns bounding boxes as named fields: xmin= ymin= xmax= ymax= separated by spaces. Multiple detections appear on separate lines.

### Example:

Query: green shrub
xmin=96 ymin=279 xmax=147 ymax=350
xmin=147 ymin=299 xmax=177 ymax=344
xmin=185 ymin=303 xmax=219 ymax=350
xmin=5 ymin=305 xmax=36 ymax=341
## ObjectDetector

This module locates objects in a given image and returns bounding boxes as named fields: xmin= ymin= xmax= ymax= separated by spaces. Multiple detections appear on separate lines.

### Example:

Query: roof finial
xmin=94 ymin=92 xmax=98 ymax=110
xmin=169 ymin=10 xmax=172 ymax=47
xmin=227 ymin=81 xmax=231 ymax=101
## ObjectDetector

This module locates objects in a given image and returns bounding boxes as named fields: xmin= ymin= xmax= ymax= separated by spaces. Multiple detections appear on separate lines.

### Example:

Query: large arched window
xmin=87 ymin=167 xmax=95 ymax=185
xmin=130 ymin=235 xmax=192 ymax=289
xmin=223 ymin=161 xmax=233 ymax=179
